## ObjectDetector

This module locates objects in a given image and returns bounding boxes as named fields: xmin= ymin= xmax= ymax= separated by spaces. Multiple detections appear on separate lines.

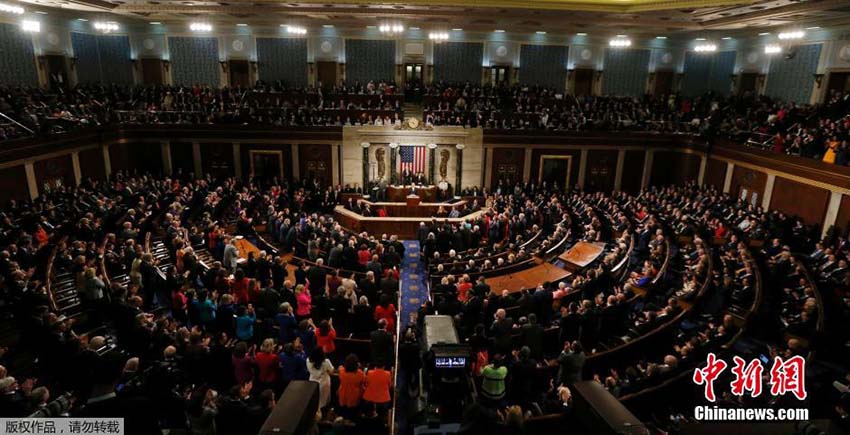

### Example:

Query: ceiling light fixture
xmin=452 ymin=28 xmax=462 ymax=31
xmin=655 ymin=36 xmax=667 ymax=39
xmin=149 ymin=22 xmax=161 ymax=25
xmin=20 ymin=20 xmax=40 ymax=32
xmin=758 ymin=32 xmax=770 ymax=36
xmin=494 ymin=29 xmax=505 ymax=33
xmin=616 ymin=34 xmax=626 ymax=37
xmin=34 ymin=11 xmax=46 ymax=14
xmin=94 ymin=21 xmax=119 ymax=33
xmin=77 ymin=18 xmax=88 ymax=22
xmin=379 ymin=23 xmax=404 ymax=34
xmin=409 ymin=26 xmax=420 ymax=30
xmin=429 ymin=31 xmax=449 ymax=42
xmin=778 ymin=30 xmax=805 ymax=40
xmin=536 ymin=31 xmax=546 ymax=34
xmin=695 ymin=37 xmax=706 ymax=41
xmin=764 ymin=44 xmax=782 ymax=54
xmin=189 ymin=22 xmax=212 ymax=32
xmin=236 ymin=23 xmax=248 ymax=27
xmin=609 ymin=37 xmax=631 ymax=48
xmin=694 ymin=43 xmax=717 ymax=53
xmin=722 ymin=36 xmax=732 ymax=40
xmin=284 ymin=25 xmax=307 ymax=35
xmin=0 ymin=2 xmax=24 ymax=14
xmin=806 ymin=26 xmax=820 ymax=30
xmin=576 ymin=32 xmax=587 ymax=36
xmin=323 ymin=24 xmax=334 ymax=28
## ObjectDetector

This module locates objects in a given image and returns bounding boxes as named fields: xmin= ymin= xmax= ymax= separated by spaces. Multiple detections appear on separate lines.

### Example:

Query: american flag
xmin=399 ymin=145 xmax=427 ymax=174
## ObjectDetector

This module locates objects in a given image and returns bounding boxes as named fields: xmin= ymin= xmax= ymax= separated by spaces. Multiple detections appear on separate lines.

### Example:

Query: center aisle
xmin=399 ymin=240 xmax=428 ymax=329
xmin=393 ymin=240 xmax=428 ymax=434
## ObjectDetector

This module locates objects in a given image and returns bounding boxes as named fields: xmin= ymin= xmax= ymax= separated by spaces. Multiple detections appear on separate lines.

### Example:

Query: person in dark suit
xmin=554 ymin=341 xmax=586 ymax=386
xmin=520 ymin=313 xmax=544 ymax=360
xmin=473 ymin=276 xmax=490 ymax=298
xmin=370 ymin=319 xmax=395 ymax=367
xmin=74 ymin=353 xmax=162 ymax=435
xmin=417 ymin=222 xmax=430 ymax=247
xmin=490 ymin=308 xmax=514 ymax=356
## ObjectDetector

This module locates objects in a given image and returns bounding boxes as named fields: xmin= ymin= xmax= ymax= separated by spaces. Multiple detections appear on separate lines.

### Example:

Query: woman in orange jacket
xmin=336 ymin=354 xmax=365 ymax=418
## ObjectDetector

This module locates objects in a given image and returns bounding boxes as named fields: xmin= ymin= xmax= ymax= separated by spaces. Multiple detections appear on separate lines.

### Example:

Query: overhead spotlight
xmin=189 ymin=22 xmax=212 ymax=32
xmin=764 ymin=44 xmax=782 ymax=54
xmin=694 ymin=43 xmax=717 ymax=53
xmin=94 ymin=21 xmax=119 ymax=33
xmin=0 ymin=2 xmax=24 ymax=15
xmin=20 ymin=20 xmax=40 ymax=33
xmin=378 ymin=23 xmax=404 ymax=34
xmin=778 ymin=30 xmax=805 ymax=40
xmin=609 ymin=38 xmax=631 ymax=48
xmin=284 ymin=25 xmax=307 ymax=35
xmin=428 ymin=31 xmax=449 ymax=42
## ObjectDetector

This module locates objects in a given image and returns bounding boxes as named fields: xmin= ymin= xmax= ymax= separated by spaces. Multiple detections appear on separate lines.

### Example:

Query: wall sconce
xmin=814 ymin=73 xmax=824 ymax=86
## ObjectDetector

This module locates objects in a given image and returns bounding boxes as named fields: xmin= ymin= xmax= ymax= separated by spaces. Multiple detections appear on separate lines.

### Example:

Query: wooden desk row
xmin=333 ymin=205 xmax=489 ymax=239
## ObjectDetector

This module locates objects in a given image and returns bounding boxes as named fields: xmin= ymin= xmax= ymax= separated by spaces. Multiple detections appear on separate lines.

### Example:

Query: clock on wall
xmin=406 ymin=117 xmax=420 ymax=129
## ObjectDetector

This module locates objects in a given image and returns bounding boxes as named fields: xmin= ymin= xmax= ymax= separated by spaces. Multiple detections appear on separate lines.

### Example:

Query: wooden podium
xmin=406 ymin=194 xmax=421 ymax=208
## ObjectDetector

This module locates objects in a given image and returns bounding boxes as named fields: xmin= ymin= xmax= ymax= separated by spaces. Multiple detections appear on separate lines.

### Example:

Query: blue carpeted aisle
xmin=399 ymin=240 xmax=428 ymax=329
xmin=394 ymin=240 xmax=428 ymax=434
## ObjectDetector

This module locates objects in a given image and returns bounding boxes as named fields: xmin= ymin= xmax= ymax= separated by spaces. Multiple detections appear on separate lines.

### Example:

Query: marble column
xmin=192 ymin=142 xmax=202 ymax=178
xmin=71 ymin=152 xmax=81 ymax=186
xmin=161 ymin=141 xmax=172 ymax=176
xmin=823 ymin=191 xmax=844 ymax=238
xmin=233 ymin=143 xmax=242 ymax=179
xmin=723 ymin=162 xmax=735 ymax=193
xmin=24 ymin=162 xmax=37 ymax=200
xmin=640 ymin=149 xmax=654 ymax=190
xmin=614 ymin=149 xmax=625 ymax=192
xmin=762 ymin=174 xmax=776 ymax=210
xmin=102 ymin=145 xmax=112 ymax=179
xmin=577 ymin=149 xmax=588 ymax=190
xmin=291 ymin=144 xmax=300 ymax=180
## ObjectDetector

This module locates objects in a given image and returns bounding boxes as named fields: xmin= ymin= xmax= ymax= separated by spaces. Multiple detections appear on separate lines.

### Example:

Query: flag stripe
xmin=400 ymin=145 xmax=427 ymax=176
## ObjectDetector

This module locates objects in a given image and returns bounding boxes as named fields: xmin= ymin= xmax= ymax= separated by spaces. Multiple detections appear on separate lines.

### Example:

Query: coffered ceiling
xmin=13 ymin=0 xmax=850 ymax=37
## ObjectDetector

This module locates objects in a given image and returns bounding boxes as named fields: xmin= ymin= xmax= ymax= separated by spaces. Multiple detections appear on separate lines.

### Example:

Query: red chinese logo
xmin=730 ymin=356 xmax=763 ymax=398
xmin=693 ymin=354 xmax=806 ymax=402
xmin=693 ymin=352 xmax=727 ymax=402
xmin=769 ymin=355 xmax=807 ymax=400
